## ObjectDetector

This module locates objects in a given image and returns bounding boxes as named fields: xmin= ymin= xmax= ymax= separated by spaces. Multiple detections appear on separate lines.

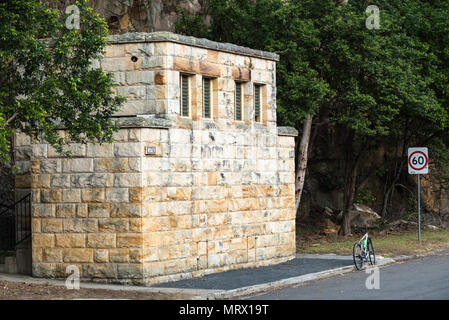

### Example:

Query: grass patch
xmin=297 ymin=227 xmax=449 ymax=257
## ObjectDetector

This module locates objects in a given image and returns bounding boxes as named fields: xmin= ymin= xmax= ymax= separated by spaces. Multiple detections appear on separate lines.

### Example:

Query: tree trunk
xmin=295 ymin=113 xmax=313 ymax=214
xmin=339 ymin=133 xmax=365 ymax=236
xmin=339 ymin=162 xmax=359 ymax=235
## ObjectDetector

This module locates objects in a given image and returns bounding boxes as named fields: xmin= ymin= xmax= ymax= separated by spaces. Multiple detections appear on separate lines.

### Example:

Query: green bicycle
xmin=353 ymin=231 xmax=376 ymax=270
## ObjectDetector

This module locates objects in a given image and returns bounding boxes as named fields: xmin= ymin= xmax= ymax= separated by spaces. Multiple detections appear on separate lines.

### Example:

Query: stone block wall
xmin=16 ymin=127 xmax=147 ymax=281
xmin=17 ymin=32 xmax=298 ymax=285
xmin=139 ymin=125 xmax=296 ymax=284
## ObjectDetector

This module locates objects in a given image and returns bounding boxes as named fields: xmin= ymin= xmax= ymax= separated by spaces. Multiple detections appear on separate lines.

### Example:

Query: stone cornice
xmin=278 ymin=126 xmax=298 ymax=137
xmin=106 ymin=32 xmax=280 ymax=62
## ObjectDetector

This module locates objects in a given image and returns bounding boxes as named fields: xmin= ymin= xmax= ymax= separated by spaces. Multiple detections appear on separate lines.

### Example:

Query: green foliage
xmin=175 ymin=9 xmax=210 ymax=39
xmin=354 ymin=188 xmax=376 ymax=206
xmin=0 ymin=0 xmax=125 ymax=163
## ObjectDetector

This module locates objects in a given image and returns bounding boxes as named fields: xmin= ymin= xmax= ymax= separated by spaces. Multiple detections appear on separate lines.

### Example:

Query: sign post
xmin=408 ymin=147 xmax=429 ymax=242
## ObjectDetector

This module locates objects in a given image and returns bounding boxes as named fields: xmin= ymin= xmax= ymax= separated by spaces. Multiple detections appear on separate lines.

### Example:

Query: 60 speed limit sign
xmin=408 ymin=147 xmax=428 ymax=174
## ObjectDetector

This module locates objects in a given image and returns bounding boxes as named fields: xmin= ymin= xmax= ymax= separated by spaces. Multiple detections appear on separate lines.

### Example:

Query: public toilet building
xmin=13 ymin=32 xmax=298 ymax=285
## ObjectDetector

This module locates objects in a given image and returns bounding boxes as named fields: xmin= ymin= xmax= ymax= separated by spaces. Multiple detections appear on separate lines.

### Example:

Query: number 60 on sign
xmin=408 ymin=147 xmax=428 ymax=174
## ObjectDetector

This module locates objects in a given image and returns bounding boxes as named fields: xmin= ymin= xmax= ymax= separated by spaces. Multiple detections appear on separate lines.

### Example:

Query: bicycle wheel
xmin=353 ymin=242 xmax=364 ymax=270
xmin=368 ymin=238 xmax=376 ymax=265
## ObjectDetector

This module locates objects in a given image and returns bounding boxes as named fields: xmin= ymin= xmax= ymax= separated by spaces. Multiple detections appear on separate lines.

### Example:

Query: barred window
xmin=203 ymin=77 xmax=211 ymax=118
xmin=254 ymin=84 xmax=261 ymax=123
xmin=180 ymin=74 xmax=189 ymax=117
xmin=235 ymin=82 xmax=242 ymax=121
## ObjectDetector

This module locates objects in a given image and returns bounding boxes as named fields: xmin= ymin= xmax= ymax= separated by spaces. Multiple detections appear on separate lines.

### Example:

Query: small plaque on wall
xmin=145 ymin=146 xmax=157 ymax=155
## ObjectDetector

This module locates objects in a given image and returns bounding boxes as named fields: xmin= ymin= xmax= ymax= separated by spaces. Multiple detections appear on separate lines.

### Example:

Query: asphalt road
xmin=244 ymin=252 xmax=449 ymax=300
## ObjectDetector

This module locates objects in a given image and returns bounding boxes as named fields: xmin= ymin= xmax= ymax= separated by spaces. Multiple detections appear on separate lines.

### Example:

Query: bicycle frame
xmin=359 ymin=232 xmax=369 ymax=259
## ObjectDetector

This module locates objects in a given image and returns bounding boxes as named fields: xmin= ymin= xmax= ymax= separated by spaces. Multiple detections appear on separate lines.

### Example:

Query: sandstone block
xmin=62 ymin=189 xmax=81 ymax=203
xmin=63 ymin=248 xmax=93 ymax=263
xmin=63 ymin=158 xmax=93 ymax=173
xmin=88 ymin=203 xmax=110 ymax=218
xmin=55 ymin=204 xmax=76 ymax=218
xmin=86 ymin=144 xmax=114 ymax=158
xmin=31 ymin=174 xmax=50 ymax=188
xmin=110 ymin=203 xmax=142 ymax=218
xmin=81 ymin=188 xmax=105 ymax=203
xmin=105 ymin=188 xmax=129 ymax=203
xmin=93 ymin=249 xmax=109 ymax=263
xmin=50 ymin=174 xmax=71 ymax=188
xmin=41 ymin=219 xmax=63 ymax=233
xmin=76 ymin=204 xmax=88 ymax=218
xmin=32 ymin=204 xmax=55 ymax=218
xmin=98 ymin=218 xmax=129 ymax=233
xmin=85 ymin=263 xmax=117 ymax=278
xmin=116 ymin=234 xmax=143 ymax=248
xmin=109 ymin=249 xmax=130 ymax=263
xmin=71 ymin=173 xmax=113 ymax=188
xmin=32 ymin=234 xmax=55 ymax=248
xmin=126 ymin=71 xmax=154 ymax=85
xmin=117 ymin=263 xmax=143 ymax=279
xmin=40 ymin=159 xmax=62 ymax=173
xmin=42 ymin=248 xmax=63 ymax=263
xmin=40 ymin=189 xmax=62 ymax=203
xmin=87 ymin=233 xmax=116 ymax=248
xmin=114 ymin=142 xmax=142 ymax=157
xmin=63 ymin=218 xmax=98 ymax=233
xmin=94 ymin=158 xmax=129 ymax=173
xmin=113 ymin=173 xmax=141 ymax=187
xmin=55 ymin=234 xmax=85 ymax=248
xmin=32 ymin=263 xmax=56 ymax=277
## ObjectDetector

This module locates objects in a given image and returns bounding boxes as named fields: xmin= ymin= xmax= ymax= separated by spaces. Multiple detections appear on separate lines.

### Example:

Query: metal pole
xmin=418 ymin=174 xmax=421 ymax=242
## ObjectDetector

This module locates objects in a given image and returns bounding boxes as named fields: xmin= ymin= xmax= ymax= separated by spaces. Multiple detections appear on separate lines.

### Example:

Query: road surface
xmin=244 ymin=252 xmax=449 ymax=299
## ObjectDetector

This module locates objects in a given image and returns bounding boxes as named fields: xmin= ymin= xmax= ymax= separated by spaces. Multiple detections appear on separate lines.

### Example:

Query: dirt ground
xmin=0 ymin=280 xmax=193 ymax=300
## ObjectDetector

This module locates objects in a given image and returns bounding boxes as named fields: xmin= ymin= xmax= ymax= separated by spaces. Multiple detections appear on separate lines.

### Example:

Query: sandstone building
xmin=13 ymin=32 xmax=298 ymax=285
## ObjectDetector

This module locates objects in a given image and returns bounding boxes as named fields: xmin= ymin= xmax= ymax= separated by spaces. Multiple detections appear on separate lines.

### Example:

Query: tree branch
xmin=5 ymin=112 xmax=18 ymax=125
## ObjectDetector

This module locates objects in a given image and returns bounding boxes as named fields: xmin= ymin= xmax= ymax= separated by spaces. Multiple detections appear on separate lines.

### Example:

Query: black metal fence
xmin=0 ymin=204 xmax=15 ymax=250
xmin=0 ymin=194 xmax=31 ymax=250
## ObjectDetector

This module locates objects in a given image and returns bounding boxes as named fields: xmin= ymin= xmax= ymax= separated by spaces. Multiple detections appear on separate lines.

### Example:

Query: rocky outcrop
xmin=45 ymin=0 xmax=207 ymax=34
xmin=347 ymin=204 xmax=381 ymax=228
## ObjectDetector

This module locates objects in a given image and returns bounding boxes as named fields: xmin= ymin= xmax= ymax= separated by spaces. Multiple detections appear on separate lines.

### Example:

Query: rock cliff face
xmin=45 ymin=0 xmax=207 ymax=34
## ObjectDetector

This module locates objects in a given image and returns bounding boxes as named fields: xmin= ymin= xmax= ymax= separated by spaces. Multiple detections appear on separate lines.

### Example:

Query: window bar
xmin=181 ymin=74 xmax=189 ymax=117
xmin=255 ymin=85 xmax=261 ymax=122
xmin=235 ymin=82 xmax=242 ymax=121
xmin=203 ymin=78 xmax=211 ymax=118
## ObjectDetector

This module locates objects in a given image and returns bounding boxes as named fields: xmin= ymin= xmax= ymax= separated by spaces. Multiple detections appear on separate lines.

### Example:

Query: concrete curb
xmin=0 ymin=273 xmax=221 ymax=298
xmin=389 ymin=248 xmax=449 ymax=263
xmin=194 ymin=257 xmax=395 ymax=300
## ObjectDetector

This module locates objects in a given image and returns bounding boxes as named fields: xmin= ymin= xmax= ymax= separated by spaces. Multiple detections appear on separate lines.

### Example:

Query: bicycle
xmin=352 ymin=231 xmax=376 ymax=270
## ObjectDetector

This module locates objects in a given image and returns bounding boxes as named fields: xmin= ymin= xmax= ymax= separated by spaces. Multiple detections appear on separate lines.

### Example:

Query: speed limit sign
xmin=408 ymin=147 xmax=428 ymax=174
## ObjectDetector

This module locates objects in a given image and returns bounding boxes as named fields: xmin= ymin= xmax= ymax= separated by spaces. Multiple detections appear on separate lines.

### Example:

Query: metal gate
xmin=0 ymin=204 xmax=15 ymax=250
xmin=0 ymin=194 xmax=31 ymax=250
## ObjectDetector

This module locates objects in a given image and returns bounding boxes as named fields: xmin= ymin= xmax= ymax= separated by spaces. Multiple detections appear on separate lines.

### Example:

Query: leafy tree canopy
xmin=0 ymin=0 xmax=124 ymax=164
